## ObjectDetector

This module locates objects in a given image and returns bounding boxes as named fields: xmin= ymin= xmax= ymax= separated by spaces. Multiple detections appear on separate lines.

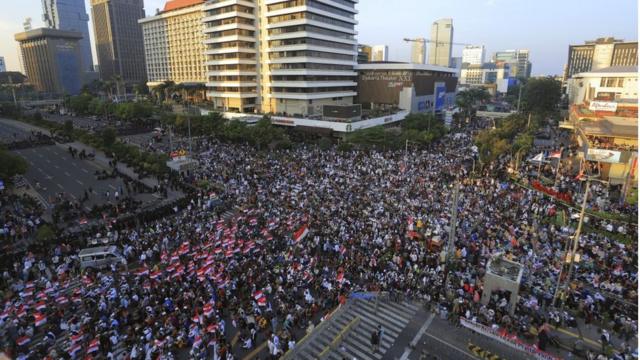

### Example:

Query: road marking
xmin=56 ymin=183 xmax=64 ymax=189
xmin=45 ymin=159 xmax=51 ymax=164
xmin=399 ymin=313 xmax=435 ymax=360
xmin=76 ymin=180 xmax=84 ymax=186
xmin=70 ymin=194 xmax=77 ymax=200
xmin=54 ymin=165 xmax=60 ymax=169
xmin=64 ymin=172 xmax=71 ymax=177
xmin=82 ymin=169 xmax=89 ymax=174
xmin=423 ymin=333 xmax=476 ymax=359
xmin=108 ymin=184 xmax=117 ymax=190
xmin=37 ymin=167 xmax=43 ymax=173
xmin=71 ymin=162 xmax=78 ymax=167
xmin=555 ymin=327 xmax=601 ymax=347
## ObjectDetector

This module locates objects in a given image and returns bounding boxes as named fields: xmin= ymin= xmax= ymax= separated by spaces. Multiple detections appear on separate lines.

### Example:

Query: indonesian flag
xmin=203 ymin=303 xmax=214 ymax=317
xmin=253 ymin=290 xmax=264 ymax=301
xmin=249 ymin=218 xmax=258 ymax=226
xmin=72 ymin=294 xmax=82 ymax=304
xmin=35 ymin=301 xmax=47 ymax=311
xmin=216 ymin=223 xmax=225 ymax=231
xmin=34 ymin=312 xmax=47 ymax=327
xmin=87 ymin=338 xmax=100 ymax=353
xmin=36 ymin=291 xmax=48 ymax=301
xmin=549 ymin=150 xmax=562 ymax=159
xmin=21 ymin=288 xmax=33 ymax=298
xmin=160 ymin=251 xmax=169 ymax=263
xmin=82 ymin=276 xmax=93 ymax=286
xmin=170 ymin=254 xmax=180 ymax=263
xmin=192 ymin=313 xmax=200 ymax=323
xmin=207 ymin=323 xmax=218 ymax=333
xmin=178 ymin=242 xmax=190 ymax=255
xmin=242 ymin=246 xmax=251 ymax=254
xmin=17 ymin=336 xmax=30 ymax=346
xmin=79 ymin=218 xmax=88 ymax=225
xmin=214 ymin=247 xmax=222 ymax=254
xmin=268 ymin=219 xmax=278 ymax=229
xmin=56 ymin=296 xmax=69 ymax=305
xmin=16 ymin=306 xmax=27 ymax=318
xmin=336 ymin=272 xmax=345 ymax=283
xmin=225 ymin=250 xmax=233 ymax=258
xmin=68 ymin=343 xmax=82 ymax=357
xmin=293 ymin=225 xmax=309 ymax=243
xmin=303 ymin=271 xmax=313 ymax=282
xmin=257 ymin=296 xmax=267 ymax=307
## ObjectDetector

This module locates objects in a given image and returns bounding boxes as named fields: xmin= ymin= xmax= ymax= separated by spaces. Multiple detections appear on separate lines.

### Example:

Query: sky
xmin=0 ymin=0 xmax=637 ymax=75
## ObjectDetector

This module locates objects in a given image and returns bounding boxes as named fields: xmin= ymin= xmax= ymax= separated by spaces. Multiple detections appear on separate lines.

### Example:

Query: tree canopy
xmin=521 ymin=77 xmax=562 ymax=115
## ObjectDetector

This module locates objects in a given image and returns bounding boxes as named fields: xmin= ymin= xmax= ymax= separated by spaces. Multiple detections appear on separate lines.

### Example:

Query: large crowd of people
xmin=0 ymin=117 xmax=637 ymax=360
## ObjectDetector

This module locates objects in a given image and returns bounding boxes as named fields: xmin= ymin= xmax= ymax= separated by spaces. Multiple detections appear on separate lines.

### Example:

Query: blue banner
xmin=435 ymin=83 xmax=447 ymax=111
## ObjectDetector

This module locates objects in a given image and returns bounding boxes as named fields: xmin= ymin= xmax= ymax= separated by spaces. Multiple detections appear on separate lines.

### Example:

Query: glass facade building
xmin=42 ymin=0 xmax=94 ymax=72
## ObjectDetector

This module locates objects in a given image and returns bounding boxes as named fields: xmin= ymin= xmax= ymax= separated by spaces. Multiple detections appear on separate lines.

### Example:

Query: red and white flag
xmin=253 ymin=290 xmax=264 ymax=301
xmin=207 ymin=323 xmax=218 ymax=333
xmin=35 ymin=301 xmax=47 ymax=311
xmin=17 ymin=336 xmax=30 ymax=346
xmin=549 ymin=151 xmax=562 ymax=159
xmin=56 ymin=296 xmax=69 ymax=305
xmin=68 ymin=343 xmax=82 ymax=357
xmin=293 ymin=225 xmax=309 ymax=243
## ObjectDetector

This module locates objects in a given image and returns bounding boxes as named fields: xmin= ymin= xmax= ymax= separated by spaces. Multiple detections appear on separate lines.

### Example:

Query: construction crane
xmin=403 ymin=38 xmax=471 ymax=46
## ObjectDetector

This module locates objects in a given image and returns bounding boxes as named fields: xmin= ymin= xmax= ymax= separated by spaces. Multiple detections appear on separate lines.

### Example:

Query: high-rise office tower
xmin=410 ymin=38 xmax=426 ymax=64
xmin=42 ymin=0 xmax=94 ymax=72
xmin=493 ymin=49 xmax=531 ymax=78
xmin=429 ymin=18 xmax=453 ymax=67
xmin=203 ymin=0 xmax=358 ymax=115
xmin=15 ymin=28 xmax=84 ymax=94
xmin=91 ymin=0 xmax=146 ymax=83
xmin=564 ymin=37 xmax=637 ymax=79
xmin=0 ymin=57 xmax=5 ymax=72
xmin=462 ymin=45 xmax=485 ymax=65
xmin=357 ymin=44 xmax=372 ymax=63
xmin=371 ymin=45 xmax=389 ymax=62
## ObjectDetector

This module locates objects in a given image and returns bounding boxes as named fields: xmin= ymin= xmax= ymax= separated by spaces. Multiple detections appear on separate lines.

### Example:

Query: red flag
xmin=293 ymin=225 xmax=309 ymax=243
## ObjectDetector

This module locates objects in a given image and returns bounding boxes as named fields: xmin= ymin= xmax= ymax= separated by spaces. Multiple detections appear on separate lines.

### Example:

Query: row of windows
xmin=270 ymin=63 xmax=353 ymax=71
xmin=267 ymin=11 xmax=354 ymax=30
xmin=266 ymin=0 xmax=354 ymax=19
xmin=269 ymin=50 xmax=354 ymax=61
xmin=269 ymin=37 xmax=354 ymax=51
xmin=268 ymin=25 xmax=354 ymax=40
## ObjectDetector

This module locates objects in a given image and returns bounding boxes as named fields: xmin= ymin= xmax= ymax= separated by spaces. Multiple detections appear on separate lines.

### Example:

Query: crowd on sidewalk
xmin=0 ymin=118 xmax=636 ymax=360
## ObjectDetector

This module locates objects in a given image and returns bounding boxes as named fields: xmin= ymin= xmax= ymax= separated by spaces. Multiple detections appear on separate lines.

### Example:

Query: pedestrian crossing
xmin=294 ymin=298 xmax=419 ymax=360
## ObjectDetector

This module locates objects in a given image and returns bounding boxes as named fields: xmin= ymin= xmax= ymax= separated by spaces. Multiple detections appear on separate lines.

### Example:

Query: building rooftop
xmin=163 ymin=0 xmax=203 ymax=12
xmin=355 ymin=62 xmax=457 ymax=73
xmin=574 ymin=66 xmax=638 ymax=77
xmin=14 ymin=27 xmax=83 ymax=41
xmin=577 ymin=117 xmax=638 ymax=139
xmin=487 ymin=257 xmax=523 ymax=282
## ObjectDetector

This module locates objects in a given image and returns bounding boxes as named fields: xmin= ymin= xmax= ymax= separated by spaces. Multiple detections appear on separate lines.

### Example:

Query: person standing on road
xmin=370 ymin=328 xmax=380 ymax=353
xmin=377 ymin=324 xmax=384 ymax=348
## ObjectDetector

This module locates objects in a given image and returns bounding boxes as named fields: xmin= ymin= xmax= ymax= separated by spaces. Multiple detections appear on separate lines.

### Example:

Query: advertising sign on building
xmin=434 ymin=83 xmax=447 ymax=111
xmin=586 ymin=148 xmax=622 ymax=163
xmin=588 ymin=101 xmax=618 ymax=112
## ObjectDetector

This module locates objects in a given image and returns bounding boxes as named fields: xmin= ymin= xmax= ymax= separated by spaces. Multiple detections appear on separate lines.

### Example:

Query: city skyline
xmin=0 ymin=0 xmax=636 ymax=75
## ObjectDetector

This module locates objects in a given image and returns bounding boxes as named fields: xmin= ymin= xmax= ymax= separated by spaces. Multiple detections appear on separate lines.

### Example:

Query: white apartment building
xmin=140 ymin=0 xmax=206 ymax=88
xmin=462 ymin=45 xmax=484 ymax=65
xmin=202 ymin=0 xmax=359 ymax=115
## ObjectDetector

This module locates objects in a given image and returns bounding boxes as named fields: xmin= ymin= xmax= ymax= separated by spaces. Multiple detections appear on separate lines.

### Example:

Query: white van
xmin=78 ymin=246 xmax=127 ymax=271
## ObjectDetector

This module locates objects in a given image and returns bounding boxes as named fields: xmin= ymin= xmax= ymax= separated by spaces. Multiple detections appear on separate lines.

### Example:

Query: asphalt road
xmin=0 ymin=120 xmax=41 ymax=144
xmin=12 ymin=145 xmax=128 ymax=209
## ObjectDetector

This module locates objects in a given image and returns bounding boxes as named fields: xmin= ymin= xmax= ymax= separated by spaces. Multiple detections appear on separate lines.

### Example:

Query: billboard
xmin=434 ymin=83 xmax=447 ymax=111
xmin=589 ymin=101 xmax=617 ymax=112
xmin=586 ymin=148 xmax=622 ymax=163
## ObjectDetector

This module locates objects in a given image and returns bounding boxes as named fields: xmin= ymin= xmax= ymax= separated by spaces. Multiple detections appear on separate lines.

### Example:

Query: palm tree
xmin=102 ymin=80 xmax=114 ymax=100
xmin=112 ymin=75 xmax=124 ymax=99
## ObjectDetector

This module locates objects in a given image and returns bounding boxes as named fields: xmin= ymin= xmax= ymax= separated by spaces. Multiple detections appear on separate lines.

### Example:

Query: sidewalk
xmin=551 ymin=317 xmax=637 ymax=353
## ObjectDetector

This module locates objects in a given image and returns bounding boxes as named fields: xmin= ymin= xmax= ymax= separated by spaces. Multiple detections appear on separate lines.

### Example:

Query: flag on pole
xmin=34 ymin=312 xmax=47 ymax=327
xmin=293 ymin=225 xmax=309 ymax=243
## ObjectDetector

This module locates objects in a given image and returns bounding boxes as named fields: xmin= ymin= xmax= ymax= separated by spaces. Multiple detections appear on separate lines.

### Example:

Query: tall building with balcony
xmin=202 ymin=0 xmax=358 ymax=115
xmin=139 ymin=0 xmax=206 ymax=90
xmin=91 ymin=0 xmax=147 ymax=83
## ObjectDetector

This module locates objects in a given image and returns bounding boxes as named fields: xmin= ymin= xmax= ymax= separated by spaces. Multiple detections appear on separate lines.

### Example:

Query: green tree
xmin=101 ymin=127 xmax=117 ymax=148
xmin=521 ymin=77 xmax=561 ymax=115
xmin=63 ymin=120 xmax=74 ymax=137
xmin=318 ymin=137 xmax=332 ymax=150
xmin=35 ymin=224 xmax=56 ymax=243
xmin=0 ymin=149 xmax=28 ymax=180
xmin=456 ymin=88 xmax=491 ymax=119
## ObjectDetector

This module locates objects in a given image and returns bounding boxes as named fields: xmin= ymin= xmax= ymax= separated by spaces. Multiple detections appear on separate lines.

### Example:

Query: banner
xmin=586 ymin=149 xmax=622 ymax=164
xmin=531 ymin=180 xmax=572 ymax=204
xmin=459 ymin=318 xmax=560 ymax=360
xmin=434 ymin=83 xmax=447 ymax=111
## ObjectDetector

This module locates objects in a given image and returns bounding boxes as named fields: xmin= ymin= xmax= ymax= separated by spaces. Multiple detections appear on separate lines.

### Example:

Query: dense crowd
xmin=0 ymin=118 xmax=637 ymax=360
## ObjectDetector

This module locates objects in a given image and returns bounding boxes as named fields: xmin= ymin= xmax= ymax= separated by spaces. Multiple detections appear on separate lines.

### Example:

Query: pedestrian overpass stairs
xmin=285 ymin=294 xmax=419 ymax=360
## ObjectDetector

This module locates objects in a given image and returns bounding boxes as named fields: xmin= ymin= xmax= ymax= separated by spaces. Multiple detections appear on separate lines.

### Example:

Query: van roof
xmin=78 ymin=246 xmax=117 ymax=256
